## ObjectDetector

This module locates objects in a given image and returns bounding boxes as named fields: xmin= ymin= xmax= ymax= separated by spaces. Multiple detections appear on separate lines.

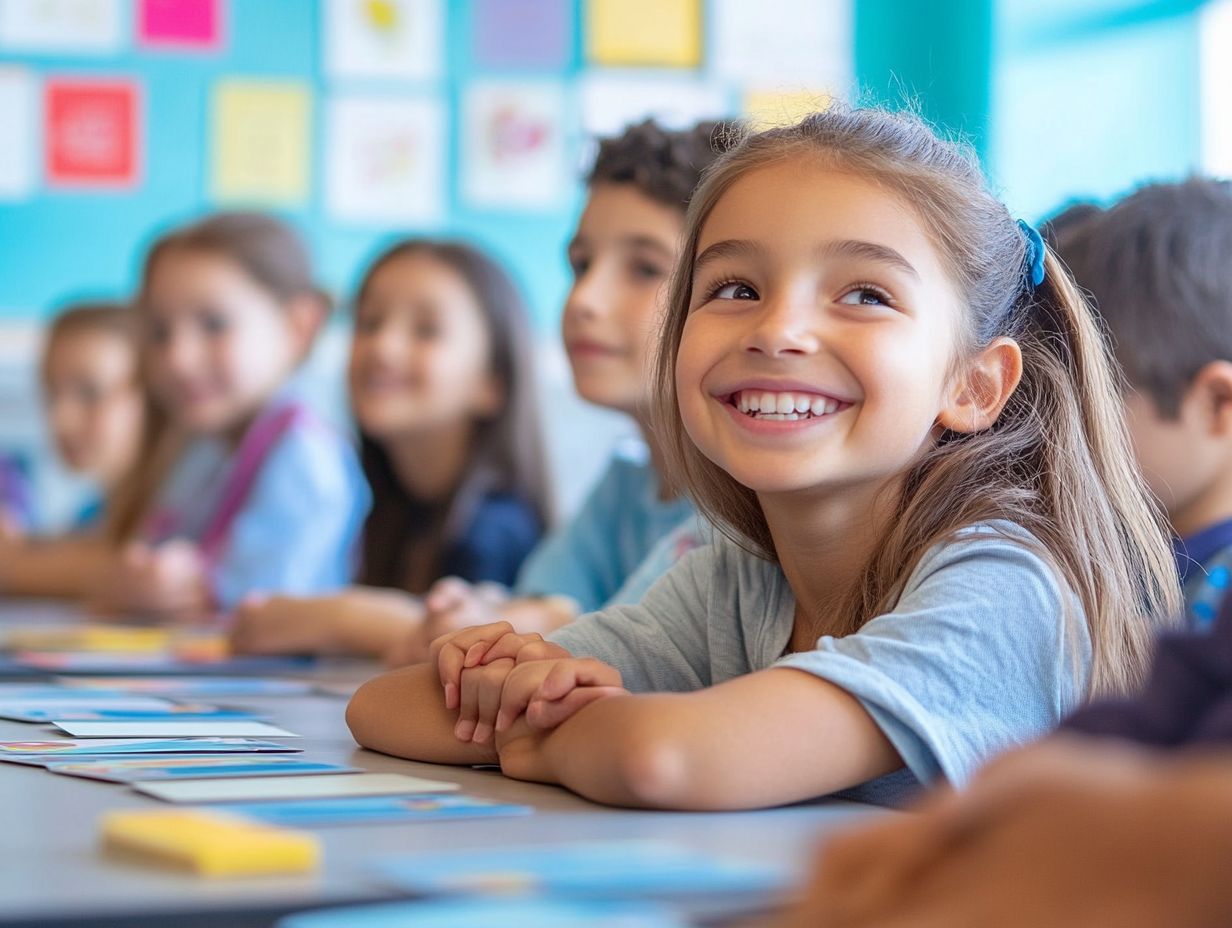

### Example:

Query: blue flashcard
xmin=56 ymin=676 xmax=314 ymax=697
xmin=374 ymin=841 xmax=791 ymax=899
xmin=1 ymin=704 xmax=258 ymax=723
xmin=47 ymin=756 xmax=356 ymax=783
xmin=277 ymin=898 xmax=686 ymax=928
xmin=218 ymin=794 xmax=533 ymax=828
xmin=0 ymin=737 xmax=301 ymax=757
xmin=19 ymin=652 xmax=314 ymax=675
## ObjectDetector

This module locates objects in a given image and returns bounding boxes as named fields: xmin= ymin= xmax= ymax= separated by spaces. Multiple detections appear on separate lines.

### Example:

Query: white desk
xmin=0 ymin=605 xmax=878 ymax=927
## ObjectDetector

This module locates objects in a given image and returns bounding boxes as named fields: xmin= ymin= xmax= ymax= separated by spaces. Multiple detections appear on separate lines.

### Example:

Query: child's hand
xmin=494 ymin=657 xmax=626 ymax=734
xmin=785 ymin=738 xmax=1232 ymax=928
xmin=94 ymin=539 xmax=212 ymax=621
xmin=422 ymin=577 xmax=508 ymax=641
xmin=230 ymin=594 xmax=334 ymax=655
xmin=429 ymin=622 xmax=559 ymax=710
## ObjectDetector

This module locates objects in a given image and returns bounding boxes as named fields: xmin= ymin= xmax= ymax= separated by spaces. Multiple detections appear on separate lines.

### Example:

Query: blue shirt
xmin=1173 ymin=518 xmax=1232 ymax=630
xmin=440 ymin=492 xmax=544 ymax=588
xmin=143 ymin=390 xmax=370 ymax=610
xmin=513 ymin=442 xmax=695 ymax=613
xmin=549 ymin=523 xmax=1090 ymax=807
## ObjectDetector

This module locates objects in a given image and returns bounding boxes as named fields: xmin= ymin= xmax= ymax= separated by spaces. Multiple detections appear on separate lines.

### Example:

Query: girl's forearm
xmin=345 ymin=661 xmax=498 ymax=766
xmin=517 ymin=670 xmax=902 ymax=810
xmin=0 ymin=539 xmax=115 ymax=599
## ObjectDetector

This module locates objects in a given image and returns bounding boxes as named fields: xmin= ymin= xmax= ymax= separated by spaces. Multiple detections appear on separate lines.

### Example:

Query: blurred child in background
xmin=0 ymin=302 xmax=145 ymax=596
xmin=231 ymin=239 xmax=549 ymax=657
xmin=94 ymin=211 xmax=369 ymax=620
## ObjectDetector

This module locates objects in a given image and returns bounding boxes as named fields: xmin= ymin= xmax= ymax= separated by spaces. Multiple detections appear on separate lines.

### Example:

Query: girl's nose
xmin=162 ymin=328 xmax=202 ymax=376
xmin=741 ymin=294 xmax=821 ymax=357
xmin=564 ymin=268 xmax=607 ymax=323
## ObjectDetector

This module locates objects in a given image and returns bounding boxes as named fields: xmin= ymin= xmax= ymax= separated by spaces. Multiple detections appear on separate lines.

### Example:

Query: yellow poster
xmin=586 ymin=0 xmax=701 ymax=68
xmin=743 ymin=89 xmax=830 ymax=130
xmin=212 ymin=81 xmax=311 ymax=205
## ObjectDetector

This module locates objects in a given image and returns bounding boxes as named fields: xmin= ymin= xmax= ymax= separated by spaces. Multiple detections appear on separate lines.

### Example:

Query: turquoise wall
xmin=856 ymin=0 xmax=1207 ymax=221
xmin=0 ymin=0 xmax=583 ymax=324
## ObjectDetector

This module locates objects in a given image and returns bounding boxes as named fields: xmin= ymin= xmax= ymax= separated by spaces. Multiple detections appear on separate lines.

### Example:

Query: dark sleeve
xmin=1062 ymin=600 xmax=1232 ymax=748
xmin=440 ymin=494 xmax=545 ymax=588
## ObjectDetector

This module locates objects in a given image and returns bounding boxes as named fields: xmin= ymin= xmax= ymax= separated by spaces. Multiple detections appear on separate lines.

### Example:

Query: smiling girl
xmin=346 ymin=106 xmax=1179 ymax=809
xmin=95 ymin=212 xmax=369 ymax=619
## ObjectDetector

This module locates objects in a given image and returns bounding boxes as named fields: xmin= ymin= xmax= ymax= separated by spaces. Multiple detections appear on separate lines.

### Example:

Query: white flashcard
xmin=135 ymin=772 xmax=461 ymax=803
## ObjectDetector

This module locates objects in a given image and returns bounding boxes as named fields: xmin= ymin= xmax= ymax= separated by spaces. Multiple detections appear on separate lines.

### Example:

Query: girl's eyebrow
xmin=694 ymin=238 xmax=764 ymax=272
xmin=817 ymin=240 xmax=920 ymax=279
xmin=620 ymin=235 xmax=674 ymax=257
xmin=693 ymin=238 xmax=920 ymax=281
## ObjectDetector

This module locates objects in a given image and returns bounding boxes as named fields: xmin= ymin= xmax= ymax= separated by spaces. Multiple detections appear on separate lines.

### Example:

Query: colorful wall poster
xmin=712 ymin=0 xmax=852 ymax=87
xmin=579 ymin=73 xmax=729 ymax=137
xmin=0 ymin=66 xmax=38 ymax=199
xmin=325 ymin=0 xmax=441 ymax=81
xmin=743 ymin=88 xmax=830 ymax=130
xmin=137 ymin=0 xmax=224 ymax=50
xmin=324 ymin=94 xmax=445 ymax=224
xmin=211 ymin=80 xmax=310 ymax=205
xmin=0 ymin=0 xmax=123 ymax=53
xmin=462 ymin=81 xmax=566 ymax=210
xmin=45 ymin=77 xmax=140 ymax=188
xmin=585 ymin=0 xmax=700 ymax=68
xmin=472 ymin=0 xmax=570 ymax=69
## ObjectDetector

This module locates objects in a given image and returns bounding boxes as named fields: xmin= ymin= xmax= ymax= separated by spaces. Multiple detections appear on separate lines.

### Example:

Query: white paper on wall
xmin=0 ymin=0 xmax=123 ymax=53
xmin=578 ymin=72 xmax=732 ymax=138
xmin=0 ymin=66 xmax=37 ymax=199
xmin=711 ymin=0 xmax=852 ymax=90
xmin=324 ymin=0 xmax=441 ymax=82
xmin=462 ymin=81 xmax=567 ymax=211
xmin=325 ymin=94 xmax=446 ymax=225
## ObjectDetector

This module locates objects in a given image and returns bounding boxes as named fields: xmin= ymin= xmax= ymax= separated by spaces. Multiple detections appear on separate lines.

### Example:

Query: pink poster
xmin=138 ymin=0 xmax=223 ymax=50
xmin=45 ymin=78 xmax=140 ymax=188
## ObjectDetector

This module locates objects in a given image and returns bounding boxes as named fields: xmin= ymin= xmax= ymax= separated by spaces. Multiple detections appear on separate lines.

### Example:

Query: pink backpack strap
xmin=197 ymin=402 xmax=307 ymax=563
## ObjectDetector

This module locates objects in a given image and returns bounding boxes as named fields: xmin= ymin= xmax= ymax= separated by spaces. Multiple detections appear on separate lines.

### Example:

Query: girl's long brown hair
xmin=654 ymin=106 xmax=1180 ymax=696
xmin=354 ymin=240 xmax=552 ymax=592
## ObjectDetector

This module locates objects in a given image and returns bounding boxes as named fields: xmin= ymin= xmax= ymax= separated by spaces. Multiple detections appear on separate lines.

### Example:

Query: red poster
xmin=45 ymin=78 xmax=141 ymax=188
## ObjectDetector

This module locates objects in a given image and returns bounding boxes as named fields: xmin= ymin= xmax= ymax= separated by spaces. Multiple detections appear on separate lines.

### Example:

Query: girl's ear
xmin=936 ymin=336 xmax=1024 ymax=434
xmin=285 ymin=293 xmax=326 ymax=361
xmin=1191 ymin=360 xmax=1232 ymax=438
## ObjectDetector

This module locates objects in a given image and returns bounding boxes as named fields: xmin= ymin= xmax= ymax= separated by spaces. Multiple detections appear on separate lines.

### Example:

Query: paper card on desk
xmin=0 ymin=738 xmax=300 ymax=757
xmin=0 ymin=697 xmax=180 ymax=722
xmin=136 ymin=772 xmax=460 ymax=804
xmin=48 ymin=756 xmax=357 ymax=783
xmin=2 ymin=625 xmax=171 ymax=653
xmin=278 ymin=898 xmax=685 ymax=928
xmin=375 ymin=840 xmax=791 ymax=899
xmin=57 ymin=676 xmax=314 ymax=696
xmin=0 ymin=686 xmax=145 ymax=702
xmin=219 ymin=794 xmax=531 ymax=828
xmin=54 ymin=720 xmax=297 ymax=739
xmin=0 ymin=752 xmax=228 ymax=768
xmin=18 ymin=651 xmax=314 ymax=675
xmin=14 ymin=704 xmax=261 ymax=723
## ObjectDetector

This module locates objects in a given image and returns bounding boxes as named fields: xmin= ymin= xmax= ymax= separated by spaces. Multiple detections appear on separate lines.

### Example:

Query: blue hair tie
xmin=1017 ymin=219 xmax=1046 ymax=289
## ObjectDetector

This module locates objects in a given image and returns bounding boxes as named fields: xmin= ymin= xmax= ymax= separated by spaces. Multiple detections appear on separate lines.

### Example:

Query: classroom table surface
xmin=0 ymin=601 xmax=882 ymax=928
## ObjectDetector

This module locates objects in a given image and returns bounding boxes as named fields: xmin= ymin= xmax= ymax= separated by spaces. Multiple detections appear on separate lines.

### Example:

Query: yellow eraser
xmin=100 ymin=809 xmax=320 ymax=877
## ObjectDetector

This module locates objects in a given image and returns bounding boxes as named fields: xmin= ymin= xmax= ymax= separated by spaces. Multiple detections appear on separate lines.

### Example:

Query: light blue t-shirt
xmin=549 ymin=522 xmax=1091 ymax=807
xmin=144 ymin=393 xmax=370 ymax=611
xmin=513 ymin=441 xmax=695 ymax=613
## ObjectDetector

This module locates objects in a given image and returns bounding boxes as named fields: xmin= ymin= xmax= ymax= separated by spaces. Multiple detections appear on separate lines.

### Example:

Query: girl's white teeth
xmin=733 ymin=390 xmax=840 ymax=418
